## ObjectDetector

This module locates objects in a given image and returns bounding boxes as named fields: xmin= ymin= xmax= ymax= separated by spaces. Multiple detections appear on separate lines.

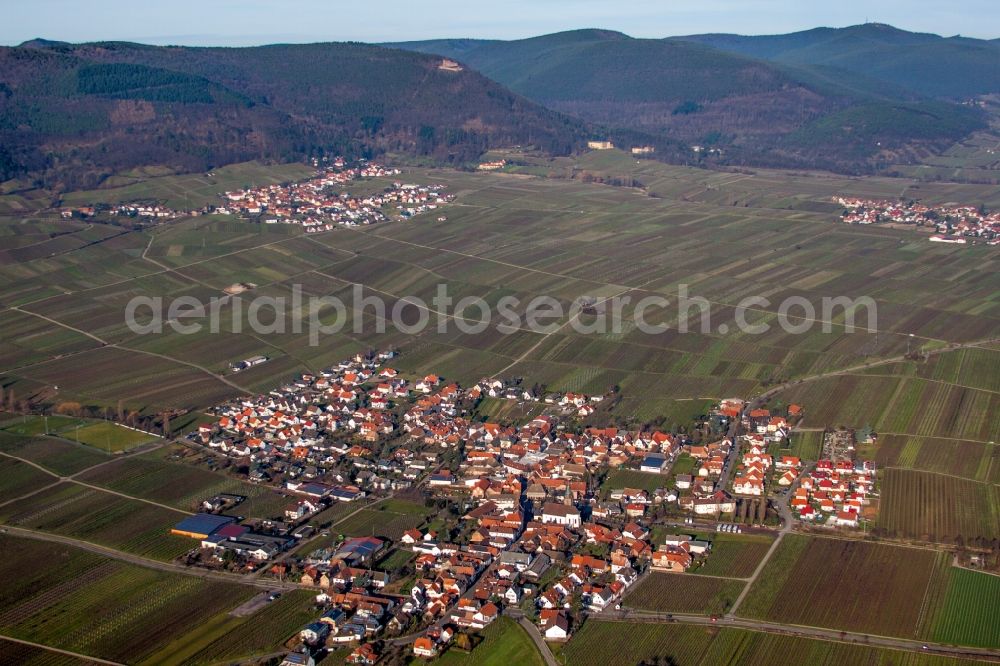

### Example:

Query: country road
xmin=0 ymin=633 xmax=125 ymax=666
xmin=0 ymin=445 xmax=190 ymax=516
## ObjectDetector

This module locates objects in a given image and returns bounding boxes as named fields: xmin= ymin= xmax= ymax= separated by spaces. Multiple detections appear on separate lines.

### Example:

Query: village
xmin=836 ymin=196 xmax=1000 ymax=244
xmin=218 ymin=159 xmax=453 ymax=231
xmin=158 ymin=347 xmax=882 ymax=664
xmin=59 ymin=159 xmax=452 ymax=234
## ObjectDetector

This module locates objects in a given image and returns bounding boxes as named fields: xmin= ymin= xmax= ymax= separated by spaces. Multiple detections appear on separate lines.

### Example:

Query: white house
xmin=543 ymin=613 xmax=571 ymax=640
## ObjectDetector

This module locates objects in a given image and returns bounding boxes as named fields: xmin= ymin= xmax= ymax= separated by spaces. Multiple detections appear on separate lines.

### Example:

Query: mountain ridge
xmin=671 ymin=23 xmax=1000 ymax=97
xmin=387 ymin=27 xmax=987 ymax=172
xmin=1 ymin=40 xmax=587 ymax=189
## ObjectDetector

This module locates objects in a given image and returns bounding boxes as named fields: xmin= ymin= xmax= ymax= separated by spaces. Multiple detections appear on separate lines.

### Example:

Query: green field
xmin=929 ymin=568 xmax=1000 ymax=648
xmin=623 ymin=573 xmax=745 ymax=615
xmin=782 ymin=430 xmax=824 ymax=461
xmin=377 ymin=547 xmax=417 ymax=573
xmin=874 ymin=435 xmax=1000 ymax=484
xmin=0 ymin=482 xmax=193 ymax=561
xmin=0 ymin=414 xmax=86 ymax=437
xmin=0 ymin=535 xmax=254 ymax=664
xmin=560 ymin=620 xmax=988 ymax=666
xmin=142 ymin=589 xmax=318 ymax=665
xmin=671 ymin=452 xmax=697 ymax=476
xmin=772 ymin=375 xmax=1000 ymax=444
xmin=62 ymin=421 xmax=159 ymax=452
xmin=335 ymin=499 xmax=435 ymax=540
xmin=0 ymin=415 xmax=157 ymax=457
xmin=428 ymin=617 xmax=544 ymax=666
xmin=604 ymin=468 xmax=669 ymax=494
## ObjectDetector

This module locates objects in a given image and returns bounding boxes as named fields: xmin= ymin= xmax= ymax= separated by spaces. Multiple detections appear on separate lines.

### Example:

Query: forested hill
xmin=672 ymin=23 xmax=1000 ymax=98
xmin=0 ymin=41 xmax=585 ymax=190
xmin=388 ymin=28 xmax=988 ymax=173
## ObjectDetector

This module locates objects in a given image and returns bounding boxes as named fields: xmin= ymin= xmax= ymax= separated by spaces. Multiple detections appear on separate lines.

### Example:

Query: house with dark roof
xmin=171 ymin=513 xmax=236 ymax=539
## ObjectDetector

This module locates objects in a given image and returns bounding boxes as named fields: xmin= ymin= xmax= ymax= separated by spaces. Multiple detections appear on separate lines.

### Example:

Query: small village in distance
xmin=837 ymin=196 xmax=1000 ymax=244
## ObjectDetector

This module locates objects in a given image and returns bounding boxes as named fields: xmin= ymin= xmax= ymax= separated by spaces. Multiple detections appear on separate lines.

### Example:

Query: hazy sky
xmin=3 ymin=0 xmax=998 ymax=46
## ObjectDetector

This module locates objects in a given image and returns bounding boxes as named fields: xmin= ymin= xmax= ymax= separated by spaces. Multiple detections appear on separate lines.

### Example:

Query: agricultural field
xmin=307 ymin=499 xmax=360 ymax=529
xmin=0 ymin=456 xmax=57 ymax=503
xmin=377 ymin=547 xmax=417 ymax=573
xmin=771 ymin=375 xmax=1000 ymax=444
xmin=0 ymin=413 xmax=86 ymax=437
xmin=874 ymin=435 xmax=1000 ymax=483
xmin=2 ymin=346 xmax=241 ymax=416
xmin=472 ymin=396 xmax=545 ymax=425
xmin=603 ymin=468 xmax=669 ymax=494
xmin=0 ymin=638 xmax=98 ymax=665
xmin=60 ymin=160 xmax=315 ymax=210
xmin=781 ymin=430 xmax=824 ymax=461
xmin=0 ymin=535 xmax=254 ymax=664
xmin=334 ymin=499 xmax=435 ymax=540
xmin=692 ymin=533 xmax=776 ymax=578
xmin=878 ymin=468 xmax=1000 ymax=543
xmin=622 ymin=572 xmax=745 ymax=615
xmin=893 ymin=131 xmax=1000 ymax=184
xmin=60 ymin=420 xmax=159 ymax=453
xmin=430 ymin=617 xmax=544 ymax=666
xmin=141 ymin=589 xmax=318 ymax=665
xmin=928 ymin=567 xmax=1000 ymax=648
xmin=74 ymin=450 xmax=292 ymax=517
xmin=560 ymin=620 xmax=988 ymax=666
xmin=863 ymin=347 xmax=1000 ymax=395
xmin=671 ymin=452 xmax=697 ymax=476
xmin=0 ymin=432 xmax=108 ymax=476
xmin=737 ymin=535 xmax=945 ymax=639
xmin=2 ymin=160 xmax=998 ymax=423
xmin=0 ymin=482 xmax=193 ymax=561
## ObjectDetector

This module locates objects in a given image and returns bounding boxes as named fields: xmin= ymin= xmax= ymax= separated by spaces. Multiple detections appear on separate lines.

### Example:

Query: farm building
xmin=335 ymin=536 xmax=385 ymax=565
xmin=171 ymin=513 xmax=236 ymax=539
